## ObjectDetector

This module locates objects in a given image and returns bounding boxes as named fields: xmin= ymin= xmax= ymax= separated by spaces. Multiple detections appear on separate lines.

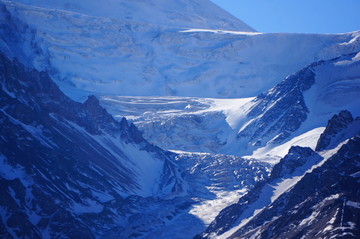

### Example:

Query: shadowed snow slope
xmin=0 ymin=53 xmax=189 ymax=238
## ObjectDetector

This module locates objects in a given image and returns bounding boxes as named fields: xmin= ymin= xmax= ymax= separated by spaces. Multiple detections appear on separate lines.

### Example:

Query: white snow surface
xmin=249 ymin=127 xmax=325 ymax=163
xmin=4 ymin=0 xmax=254 ymax=31
xmin=0 ymin=154 xmax=27 ymax=181
xmin=95 ymin=135 xmax=165 ymax=197
xmin=303 ymin=54 xmax=360 ymax=130
xmin=180 ymin=28 xmax=261 ymax=35
xmin=101 ymin=96 xmax=255 ymax=126
xmin=189 ymin=189 xmax=247 ymax=226
xmin=347 ymin=201 xmax=360 ymax=209
xmin=100 ymin=51 xmax=360 ymax=159
xmin=2 ymin=1 xmax=360 ymax=101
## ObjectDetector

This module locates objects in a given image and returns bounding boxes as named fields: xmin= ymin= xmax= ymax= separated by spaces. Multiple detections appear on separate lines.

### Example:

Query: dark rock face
xmin=237 ymin=64 xmax=317 ymax=149
xmin=235 ymin=50 xmax=360 ymax=154
xmin=229 ymin=136 xmax=360 ymax=239
xmin=270 ymin=146 xmax=316 ymax=179
xmin=0 ymin=53 xmax=181 ymax=238
xmin=316 ymin=110 xmax=355 ymax=151
xmin=198 ymin=111 xmax=360 ymax=239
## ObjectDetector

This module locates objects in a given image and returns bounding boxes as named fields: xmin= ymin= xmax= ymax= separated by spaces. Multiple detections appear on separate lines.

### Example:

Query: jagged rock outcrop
xmin=270 ymin=146 xmax=317 ymax=179
xmin=315 ymin=110 xmax=359 ymax=151
xmin=0 ymin=53 xmax=183 ymax=238
xmin=229 ymin=136 xmax=360 ymax=239
xmin=237 ymin=64 xmax=317 ymax=149
xmin=198 ymin=111 xmax=360 ymax=239
xmin=0 ymin=52 xmax=272 ymax=239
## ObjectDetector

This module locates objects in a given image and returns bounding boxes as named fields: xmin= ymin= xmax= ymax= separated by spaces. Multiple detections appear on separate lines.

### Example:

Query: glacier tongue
xmin=99 ymin=96 xmax=255 ymax=155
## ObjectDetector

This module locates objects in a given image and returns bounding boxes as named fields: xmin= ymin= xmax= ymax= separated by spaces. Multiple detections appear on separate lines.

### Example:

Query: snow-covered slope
xmin=1 ymin=1 xmax=360 ymax=100
xmin=2 ymin=0 xmax=358 ymax=160
xmin=100 ymin=53 xmax=360 ymax=162
xmin=236 ymin=52 xmax=360 ymax=156
xmin=105 ymin=152 xmax=271 ymax=239
xmin=4 ymin=0 xmax=254 ymax=31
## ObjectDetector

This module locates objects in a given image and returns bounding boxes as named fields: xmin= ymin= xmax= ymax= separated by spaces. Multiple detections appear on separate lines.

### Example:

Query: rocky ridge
xmin=197 ymin=110 xmax=360 ymax=239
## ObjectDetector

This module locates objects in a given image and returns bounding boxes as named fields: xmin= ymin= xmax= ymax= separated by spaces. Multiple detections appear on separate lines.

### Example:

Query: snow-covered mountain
xmin=1 ymin=0 xmax=359 ymax=101
xmin=4 ymin=0 xmax=254 ymax=31
xmin=1 ymin=0 xmax=360 ymax=238
xmin=0 ymin=52 xmax=273 ymax=238
xmin=99 ymin=96 xmax=247 ymax=154
xmin=101 ymin=52 xmax=360 ymax=161
xmin=236 ymin=52 xmax=360 ymax=154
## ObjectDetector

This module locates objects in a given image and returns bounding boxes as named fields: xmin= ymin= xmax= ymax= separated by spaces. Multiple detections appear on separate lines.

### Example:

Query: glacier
xmin=1 ymin=0 xmax=359 ymax=101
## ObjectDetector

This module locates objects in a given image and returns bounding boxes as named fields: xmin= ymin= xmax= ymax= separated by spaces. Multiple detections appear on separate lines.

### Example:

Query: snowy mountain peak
xmin=1 ymin=1 xmax=359 ymax=101
xmin=6 ymin=0 xmax=255 ymax=31
xmin=82 ymin=95 xmax=107 ymax=117
xmin=326 ymin=110 xmax=354 ymax=129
